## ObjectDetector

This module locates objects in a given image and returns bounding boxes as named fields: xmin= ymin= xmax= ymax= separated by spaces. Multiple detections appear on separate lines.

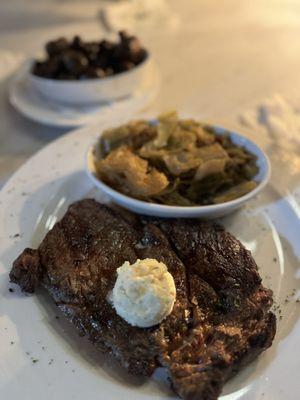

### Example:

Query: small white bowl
xmin=86 ymin=124 xmax=271 ymax=218
xmin=28 ymin=55 xmax=151 ymax=105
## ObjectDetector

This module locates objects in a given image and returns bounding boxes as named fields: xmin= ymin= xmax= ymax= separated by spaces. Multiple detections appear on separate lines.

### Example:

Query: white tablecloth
xmin=1 ymin=0 xmax=300 ymax=185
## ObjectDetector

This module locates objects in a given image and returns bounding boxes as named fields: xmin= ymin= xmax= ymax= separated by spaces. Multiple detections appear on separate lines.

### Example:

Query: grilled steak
xmin=158 ymin=219 xmax=275 ymax=399
xmin=10 ymin=199 xmax=276 ymax=399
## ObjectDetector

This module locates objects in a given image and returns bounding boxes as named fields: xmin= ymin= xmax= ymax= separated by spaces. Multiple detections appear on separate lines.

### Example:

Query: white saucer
xmin=8 ymin=61 xmax=160 ymax=128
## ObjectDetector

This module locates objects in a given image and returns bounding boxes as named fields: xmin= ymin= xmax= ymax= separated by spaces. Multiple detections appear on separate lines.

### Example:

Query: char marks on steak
xmin=10 ymin=199 xmax=276 ymax=400
xmin=158 ymin=219 xmax=275 ymax=399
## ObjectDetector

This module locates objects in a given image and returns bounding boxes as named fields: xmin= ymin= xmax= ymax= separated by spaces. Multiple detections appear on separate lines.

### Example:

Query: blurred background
xmin=1 ymin=0 xmax=300 ymax=186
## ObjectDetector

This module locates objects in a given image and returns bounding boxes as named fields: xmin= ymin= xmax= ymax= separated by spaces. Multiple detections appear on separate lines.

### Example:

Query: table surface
xmin=1 ymin=0 xmax=300 ymax=185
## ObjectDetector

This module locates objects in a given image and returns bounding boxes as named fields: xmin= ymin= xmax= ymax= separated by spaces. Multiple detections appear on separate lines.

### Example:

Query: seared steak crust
xmin=10 ymin=199 xmax=276 ymax=399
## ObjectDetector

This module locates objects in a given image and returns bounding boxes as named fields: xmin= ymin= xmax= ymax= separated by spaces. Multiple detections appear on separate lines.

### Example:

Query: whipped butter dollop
xmin=111 ymin=258 xmax=176 ymax=328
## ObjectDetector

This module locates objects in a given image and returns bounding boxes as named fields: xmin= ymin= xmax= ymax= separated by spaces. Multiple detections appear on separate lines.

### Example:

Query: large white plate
xmin=0 ymin=119 xmax=299 ymax=400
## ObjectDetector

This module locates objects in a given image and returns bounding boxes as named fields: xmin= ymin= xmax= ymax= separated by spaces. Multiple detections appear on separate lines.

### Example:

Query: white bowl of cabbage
xmin=86 ymin=112 xmax=270 ymax=218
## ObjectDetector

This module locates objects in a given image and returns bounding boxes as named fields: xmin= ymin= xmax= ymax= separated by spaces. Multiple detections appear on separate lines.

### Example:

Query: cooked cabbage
xmin=96 ymin=146 xmax=169 ymax=197
xmin=95 ymin=113 xmax=259 ymax=206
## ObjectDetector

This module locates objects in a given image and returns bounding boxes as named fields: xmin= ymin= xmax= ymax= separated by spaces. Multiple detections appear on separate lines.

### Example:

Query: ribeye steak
xmin=10 ymin=199 xmax=276 ymax=399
